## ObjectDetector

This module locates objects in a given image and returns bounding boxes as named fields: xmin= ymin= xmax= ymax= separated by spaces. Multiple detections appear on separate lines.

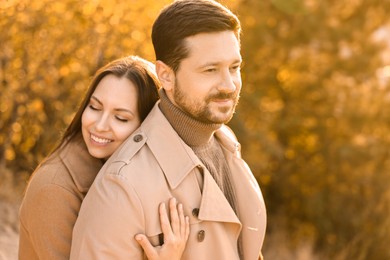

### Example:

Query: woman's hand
xmin=135 ymin=198 xmax=190 ymax=260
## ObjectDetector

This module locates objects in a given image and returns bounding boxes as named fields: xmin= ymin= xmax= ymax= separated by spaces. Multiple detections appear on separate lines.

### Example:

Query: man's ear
xmin=155 ymin=60 xmax=175 ymax=91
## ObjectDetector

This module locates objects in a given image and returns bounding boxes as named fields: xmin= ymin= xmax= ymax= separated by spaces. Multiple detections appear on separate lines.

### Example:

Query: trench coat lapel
xmin=140 ymin=104 xmax=199 ymax=189
xmin=230 ymin=160 xmax=266 ymax=259
xmin=217 ymin=127 xmax=267 ymax=259
xmin=141 ymin=104 xmax=242 ymax=226
xmin=198 ymin=167 xmax=241 ymax=225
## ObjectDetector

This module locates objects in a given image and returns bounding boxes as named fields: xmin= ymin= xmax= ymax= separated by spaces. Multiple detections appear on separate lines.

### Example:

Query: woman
xmin=19 ymin=56 xmax=189 ymax=260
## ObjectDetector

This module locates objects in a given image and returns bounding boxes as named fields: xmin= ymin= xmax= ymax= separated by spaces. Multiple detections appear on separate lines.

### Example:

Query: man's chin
xmin=209 ymin=113 xmax=234 ymax=124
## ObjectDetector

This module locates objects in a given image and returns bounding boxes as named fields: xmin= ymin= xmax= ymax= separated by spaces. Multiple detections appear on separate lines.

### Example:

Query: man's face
xmin=171 ymin=31 xmax=242 ymax=124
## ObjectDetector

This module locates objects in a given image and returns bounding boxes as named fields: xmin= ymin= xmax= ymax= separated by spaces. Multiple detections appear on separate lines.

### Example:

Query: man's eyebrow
xmin=201 ymin=59 xmax=242 ymax=67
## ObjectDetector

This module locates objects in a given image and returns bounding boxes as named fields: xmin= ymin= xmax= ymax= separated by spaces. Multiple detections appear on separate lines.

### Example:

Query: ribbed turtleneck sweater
xmin=158 ymin=89 xmax=237 ymax=212
xmin=159 ymin=89 xmax=244 ymax=258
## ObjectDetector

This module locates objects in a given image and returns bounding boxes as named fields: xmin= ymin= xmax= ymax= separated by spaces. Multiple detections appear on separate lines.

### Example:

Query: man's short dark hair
xmin=152 ymin=0 xmax=241 ymax=72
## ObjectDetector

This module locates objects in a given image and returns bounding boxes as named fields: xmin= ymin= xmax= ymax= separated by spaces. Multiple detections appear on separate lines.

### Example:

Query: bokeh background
xmin=1 ymin=0 xmax=390 ymax=259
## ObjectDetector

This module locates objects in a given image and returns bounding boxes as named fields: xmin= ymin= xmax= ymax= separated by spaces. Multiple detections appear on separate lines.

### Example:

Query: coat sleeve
xmin=70 ymin=173 xmax=145 ymax=259
xmin=19 ymin=184 xmax=81 ymax=260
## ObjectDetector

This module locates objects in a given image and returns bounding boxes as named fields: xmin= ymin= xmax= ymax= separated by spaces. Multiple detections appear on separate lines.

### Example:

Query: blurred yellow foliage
xmin=1 ymin=0 xmax=390 ymax=259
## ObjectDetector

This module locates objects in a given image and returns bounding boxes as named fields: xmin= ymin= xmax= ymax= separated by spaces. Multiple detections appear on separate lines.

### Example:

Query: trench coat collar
xmin=112 ymin=103 xmax=244 ymax=225
xmin=109 ymin=102 xmax=201 ymax=189
xmin=198 ymin=167 xmax=241 ymax=225
xmin=59 ymin=135 xmax=103 ymax=193
xmin=144 ymin=103 xmax=241 ymax=225
xmin=140 ymin=103 xmax=203 ymax=189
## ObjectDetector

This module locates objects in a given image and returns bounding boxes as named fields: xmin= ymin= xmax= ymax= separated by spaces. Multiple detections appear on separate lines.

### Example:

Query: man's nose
xmin=218 ymin=70 xmax=238 ymax=93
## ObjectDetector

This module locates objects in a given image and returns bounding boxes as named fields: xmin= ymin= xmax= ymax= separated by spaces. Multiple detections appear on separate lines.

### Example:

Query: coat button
xmin=197 ymin=230 xmax=205 ymax=242
xmin=192 ymin=208 xmax=199 ymax=218
xmin=133 ymin=134 xmax=143 ymax=142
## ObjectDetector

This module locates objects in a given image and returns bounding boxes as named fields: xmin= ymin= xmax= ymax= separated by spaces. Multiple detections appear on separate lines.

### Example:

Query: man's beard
xmin=173 ymin=81 xmax=239 ymax=124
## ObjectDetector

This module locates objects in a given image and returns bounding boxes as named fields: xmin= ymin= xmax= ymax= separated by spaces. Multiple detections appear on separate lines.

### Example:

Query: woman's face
xmin=81 ymin=74 xmax=141 ymax=159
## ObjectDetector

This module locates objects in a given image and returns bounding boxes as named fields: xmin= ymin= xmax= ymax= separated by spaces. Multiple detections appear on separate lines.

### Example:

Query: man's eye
xmin=231 ymin=65 xmax=240 ymax=72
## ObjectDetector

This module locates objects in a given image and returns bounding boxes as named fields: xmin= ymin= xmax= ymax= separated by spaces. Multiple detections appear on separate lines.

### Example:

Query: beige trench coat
xmin=71 ymin=103 xmax=267 ymax=260
xmin=18 ymin=136 xmax=103 ymax=260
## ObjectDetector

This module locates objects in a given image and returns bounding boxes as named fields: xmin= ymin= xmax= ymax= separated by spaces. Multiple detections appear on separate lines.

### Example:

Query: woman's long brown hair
xmin=51 ymin=55 xmax=160 ymax=154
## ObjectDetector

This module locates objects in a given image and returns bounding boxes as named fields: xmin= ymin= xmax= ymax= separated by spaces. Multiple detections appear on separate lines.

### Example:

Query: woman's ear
xmin=155 ymin=61 xmax=175 ymax=91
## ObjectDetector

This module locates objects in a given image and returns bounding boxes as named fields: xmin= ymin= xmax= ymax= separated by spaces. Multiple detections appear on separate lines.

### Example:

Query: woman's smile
xmin=90 ymin=133 xmax=113 ymax=145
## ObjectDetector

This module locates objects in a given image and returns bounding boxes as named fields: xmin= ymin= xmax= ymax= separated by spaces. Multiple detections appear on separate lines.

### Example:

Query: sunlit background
xmin=1 ymin=0 xmax=390 ymax=259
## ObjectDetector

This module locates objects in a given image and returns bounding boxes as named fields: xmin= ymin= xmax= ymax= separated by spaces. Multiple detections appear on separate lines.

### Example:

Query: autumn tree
xmin=2 ymin=0 xmax=390 ymax=258
xmin=235 ymin=0 xmax=390 ymax=258
xmin=0 ymin=0 xmax=170 ymax=177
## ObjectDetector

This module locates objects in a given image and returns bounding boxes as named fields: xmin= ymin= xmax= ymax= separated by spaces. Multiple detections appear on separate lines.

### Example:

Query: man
xmin=70 ymin=0 xmax=266 ymax=259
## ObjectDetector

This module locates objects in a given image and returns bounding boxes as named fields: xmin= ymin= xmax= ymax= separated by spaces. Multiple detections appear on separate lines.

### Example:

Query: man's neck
xmin=158 ymin=89 xmax=221 ymax=147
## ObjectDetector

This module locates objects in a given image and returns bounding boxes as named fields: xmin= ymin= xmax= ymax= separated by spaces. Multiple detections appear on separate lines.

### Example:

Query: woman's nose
xmin=95 ymin=114 xmax=110 ymax=132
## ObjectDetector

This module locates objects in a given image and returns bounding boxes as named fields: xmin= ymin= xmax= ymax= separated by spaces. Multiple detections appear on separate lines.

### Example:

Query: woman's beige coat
xmin=19 ymin=136 xmax=103 ymax=259
xmin=71 ymin=103 xmax=267 ymax=260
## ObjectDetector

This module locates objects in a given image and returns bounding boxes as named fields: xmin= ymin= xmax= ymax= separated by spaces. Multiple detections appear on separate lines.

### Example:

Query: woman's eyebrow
xmin=91 ymin=96 xmax=135 ymax=117
xmin=114 ymin=108 xmax=135 ymax=117
xmin=91 ymin=96 xmax=102 ymax=105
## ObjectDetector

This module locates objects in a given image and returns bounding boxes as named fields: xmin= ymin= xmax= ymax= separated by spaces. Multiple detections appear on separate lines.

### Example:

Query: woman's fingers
xmin=134 ymin=234 xmax=158 ymax=259
xmin=177 ymin=203 xmax=188 ymax=239
xmin=135 ymin=198 xmax=190 ymax=260
xmin=184 ymin=215 xmax=190 ymax=240
xmin=168 ymin=198 xmax=180 ymax=236
xmin=159 ymin=202 xmax=172 ymax=238
xmin=160 ymin=198 xmax=185 ymax=237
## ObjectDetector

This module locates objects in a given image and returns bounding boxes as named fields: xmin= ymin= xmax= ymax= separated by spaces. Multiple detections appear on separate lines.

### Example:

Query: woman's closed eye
xmin=115 ymin=116 xmax=129 ymax=123
xmin=88 ymin=104 xmax=100 ymax=111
